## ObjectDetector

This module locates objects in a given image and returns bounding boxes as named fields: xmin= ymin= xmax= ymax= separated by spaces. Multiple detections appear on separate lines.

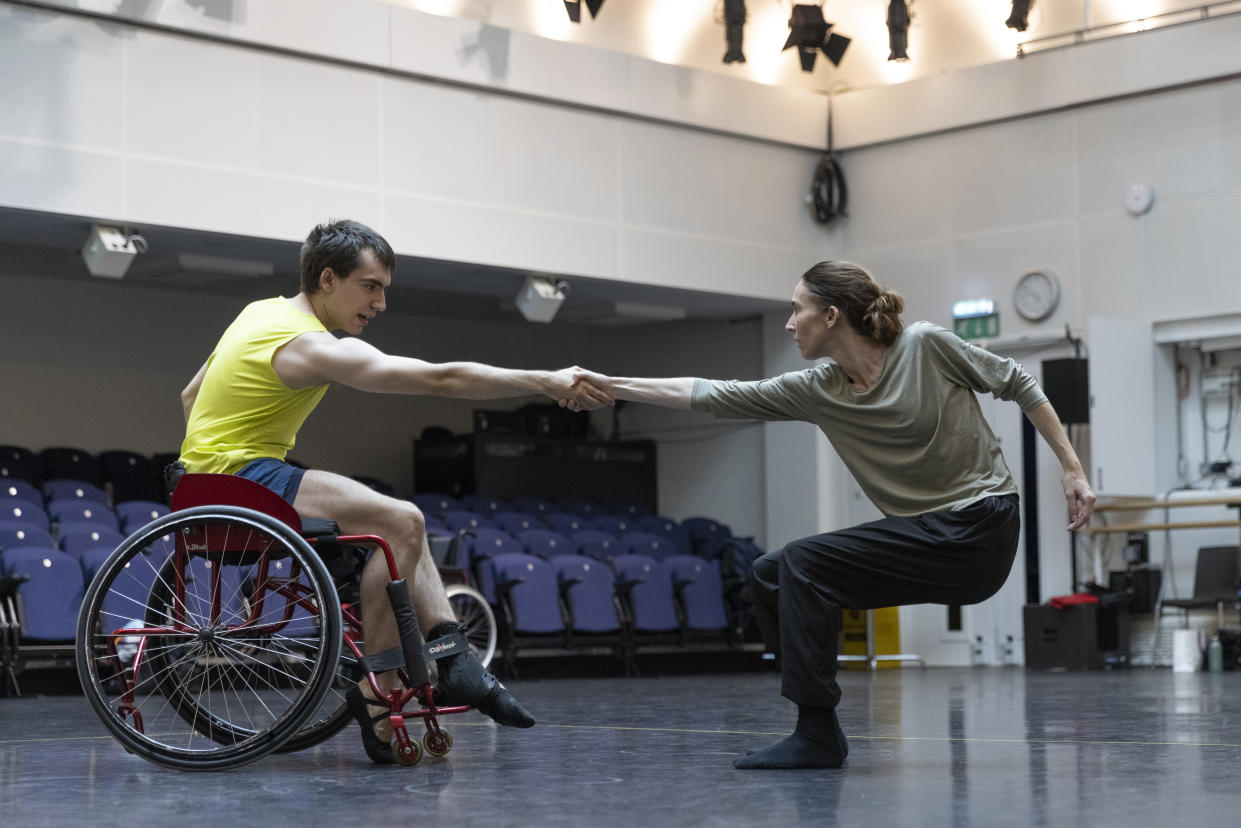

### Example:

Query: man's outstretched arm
xmin=273 ymin=333 xmax=613 ymax=410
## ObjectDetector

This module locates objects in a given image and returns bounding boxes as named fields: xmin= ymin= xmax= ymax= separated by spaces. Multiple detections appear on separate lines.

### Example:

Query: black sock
xmin=345 ymin=685 xmax=396 ymax=765
xmin=734 ymin=705 xmax=847 ymax=770
xmin=796 ymin=705 xmax=848 ymax=758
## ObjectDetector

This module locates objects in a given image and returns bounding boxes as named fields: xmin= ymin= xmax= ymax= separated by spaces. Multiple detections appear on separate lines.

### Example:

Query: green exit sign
xmin=954 ymin=313 xmax=1000 ymax=340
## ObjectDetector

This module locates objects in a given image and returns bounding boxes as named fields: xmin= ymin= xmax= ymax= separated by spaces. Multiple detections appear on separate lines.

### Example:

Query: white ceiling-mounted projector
xmin=516 ymin=275 xmax=569 ymax=323
xmin=81 ymin=224 xmax=144 ymax=278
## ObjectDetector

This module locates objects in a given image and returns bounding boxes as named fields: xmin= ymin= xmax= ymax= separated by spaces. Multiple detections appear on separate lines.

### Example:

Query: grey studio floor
xmin=2 ymin=666 xmax=1241 ymax=828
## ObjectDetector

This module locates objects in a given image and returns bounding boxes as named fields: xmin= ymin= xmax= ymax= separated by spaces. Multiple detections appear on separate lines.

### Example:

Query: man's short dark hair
xmin=299 ymin=220 xmax=396 ymax=294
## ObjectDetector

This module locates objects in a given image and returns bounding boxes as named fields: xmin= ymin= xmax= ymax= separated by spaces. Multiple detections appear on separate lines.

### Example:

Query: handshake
xmin=551 ymin=367 xmax=614 ymax=413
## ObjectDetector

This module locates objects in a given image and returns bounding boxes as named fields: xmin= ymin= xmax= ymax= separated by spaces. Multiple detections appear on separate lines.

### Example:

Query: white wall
xmin=831 ymin=73 xmax=1241 ymax=662
xmin=21 ymin=0 xmax=1241 ymax=152
xmin=7 ymin=0 xmax=1241 ymax=298
xmin=837 ymin=74 xmax=1241 ymax=466
xmin=0 ymin=2 xmax=826 ymax=304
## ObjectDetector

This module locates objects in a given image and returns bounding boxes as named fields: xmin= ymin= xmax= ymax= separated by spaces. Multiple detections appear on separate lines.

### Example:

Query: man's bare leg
xmin=292 ymin=470 xmax=533 ymax=752
xmin=293 ymin=472 xmax=449 ymax=729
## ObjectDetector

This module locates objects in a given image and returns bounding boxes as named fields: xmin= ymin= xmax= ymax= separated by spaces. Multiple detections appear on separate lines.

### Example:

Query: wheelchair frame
xmin=75 ymin=473 xmax=485 ymax=770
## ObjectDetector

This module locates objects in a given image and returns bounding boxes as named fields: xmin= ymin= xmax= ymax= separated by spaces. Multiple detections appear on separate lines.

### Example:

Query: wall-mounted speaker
xmin=1042 ymin=358 xmax=1089 ymax=425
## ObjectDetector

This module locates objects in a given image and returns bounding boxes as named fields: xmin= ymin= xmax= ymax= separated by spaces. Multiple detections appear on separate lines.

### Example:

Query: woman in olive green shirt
xmin=573 ymin=261 xmax=1094 ymax=769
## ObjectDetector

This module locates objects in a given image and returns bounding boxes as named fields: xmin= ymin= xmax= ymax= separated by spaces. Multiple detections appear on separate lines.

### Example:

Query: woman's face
xmin=786 ymin=280 xmax=833 ymax=360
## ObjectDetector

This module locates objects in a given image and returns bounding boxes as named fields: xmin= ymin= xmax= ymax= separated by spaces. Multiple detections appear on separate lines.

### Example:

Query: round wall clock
xmin=1013 ymin=270 xmax=1060 ymax=322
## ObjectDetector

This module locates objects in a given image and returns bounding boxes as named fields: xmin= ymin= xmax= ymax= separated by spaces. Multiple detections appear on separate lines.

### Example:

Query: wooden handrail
xmin=1094 ymin=496 xmax=1241 ymax=512
xmin=1076 ymin=519 xmax=1240 ymax=535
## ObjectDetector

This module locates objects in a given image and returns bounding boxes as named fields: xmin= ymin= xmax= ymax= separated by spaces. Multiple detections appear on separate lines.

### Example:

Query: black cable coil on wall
xmin=809 ymin=152 xmax=847 ymax=224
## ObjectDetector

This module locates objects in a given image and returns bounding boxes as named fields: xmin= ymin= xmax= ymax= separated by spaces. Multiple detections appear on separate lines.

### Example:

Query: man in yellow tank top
xmin=179 ymin=219 xmax=612 ymax=763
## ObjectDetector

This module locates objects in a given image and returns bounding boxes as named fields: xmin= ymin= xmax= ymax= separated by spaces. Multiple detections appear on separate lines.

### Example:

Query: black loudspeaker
xmin=1107 ymin=568 xmax=1162 ymax=614
xmin=1023 ymin=603 xmax=1129 ymax=669
xmin=1042 ymin=358 xmax=1089 ymax=424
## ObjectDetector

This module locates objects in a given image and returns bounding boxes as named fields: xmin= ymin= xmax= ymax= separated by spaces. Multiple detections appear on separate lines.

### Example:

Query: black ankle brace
xmin=428 ymin=621 xmax=464 ymax=641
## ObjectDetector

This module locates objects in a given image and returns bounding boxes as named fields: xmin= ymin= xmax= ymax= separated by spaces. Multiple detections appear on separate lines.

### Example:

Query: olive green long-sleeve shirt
xmin=690 ymin=321 xmax=1047 ymax=517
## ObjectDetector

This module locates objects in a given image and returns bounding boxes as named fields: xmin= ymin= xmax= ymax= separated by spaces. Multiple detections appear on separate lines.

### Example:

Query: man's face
xmin=322 ymin=248 xmax=390 ymax=335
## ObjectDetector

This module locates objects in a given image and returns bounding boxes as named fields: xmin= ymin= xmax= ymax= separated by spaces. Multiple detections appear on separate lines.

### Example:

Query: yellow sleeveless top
xmin=180 ymin=298 xmax=329 ymax=474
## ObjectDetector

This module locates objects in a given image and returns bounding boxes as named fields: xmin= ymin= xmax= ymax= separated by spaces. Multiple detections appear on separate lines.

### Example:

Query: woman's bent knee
xmin=778 ymin=540 xmax=818 ymax=576
xmin=751 ymin=549 xmax=782 ymax=587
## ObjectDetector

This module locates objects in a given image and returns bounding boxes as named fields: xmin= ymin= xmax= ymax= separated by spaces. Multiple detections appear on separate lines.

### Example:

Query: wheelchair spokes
xmin=77 ymin=507 xmax=342 ymax=770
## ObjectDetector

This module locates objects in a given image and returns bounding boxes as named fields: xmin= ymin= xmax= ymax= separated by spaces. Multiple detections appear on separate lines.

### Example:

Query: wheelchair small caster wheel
xmin=423 ymin=729 xmax=453 ymax=757
xmin=392 ymin=737 xmax=423 ymax=767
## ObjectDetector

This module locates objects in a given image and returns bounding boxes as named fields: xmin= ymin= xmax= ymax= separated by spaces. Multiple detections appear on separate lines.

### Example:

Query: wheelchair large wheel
xmin=76 ymin=506 xmax=342 ymax=771
xmin=446 ymin=583 xmax=496 ymax=667
xmin=273 ymin=647 xmax=358 ymax=753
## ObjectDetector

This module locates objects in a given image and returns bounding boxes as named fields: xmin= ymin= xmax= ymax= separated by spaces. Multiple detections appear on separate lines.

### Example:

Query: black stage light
xmin=564 ymin=0 xmax=605 ymax=23
xmin=1007 ymin=0 xmax=1033 ymax=32
xmin=887 ymin=0 xmax=910 ymax=61
xmin=783 ymin=3 xmax=851 ymax=72
xmin=723 ymin=0 xmax=747 ymax=64
xmin=821 ymin=29 xmax=851 ymax=66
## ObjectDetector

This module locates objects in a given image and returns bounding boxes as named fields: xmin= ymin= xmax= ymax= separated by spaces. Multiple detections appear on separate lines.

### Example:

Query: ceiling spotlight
xmin=81 ymin=224 xmax=147 ymax=279
xmin=887 ymin=0 xmax=910 ymax=61
xmin=1006 ymin=0 xmax=1033 ymax=32
xmin=783 ymin=4 xmax=851 ymax=73
xmin=722 ymin=0 xmax=746 ymax=64
xmin=563 ymin=0 xmax=605 ymax=23
xmin=516 ymin=275 xmax=570 ymax=323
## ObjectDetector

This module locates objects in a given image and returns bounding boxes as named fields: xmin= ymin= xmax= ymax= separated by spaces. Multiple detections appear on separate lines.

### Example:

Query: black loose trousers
xmin=749 ymin=493 xmax=1021 ymax=710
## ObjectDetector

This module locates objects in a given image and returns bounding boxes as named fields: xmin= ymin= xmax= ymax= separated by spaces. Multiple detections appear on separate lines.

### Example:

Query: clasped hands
xmin=551 ymin=367 xmax=615 ymax=413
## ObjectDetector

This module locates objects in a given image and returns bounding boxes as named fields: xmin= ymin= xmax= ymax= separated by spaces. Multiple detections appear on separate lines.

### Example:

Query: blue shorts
xmin=236 ymin=458 xmax=306 ymax=504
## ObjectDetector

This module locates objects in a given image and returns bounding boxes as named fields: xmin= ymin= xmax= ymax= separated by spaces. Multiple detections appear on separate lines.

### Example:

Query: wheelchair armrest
xmin=301 ymin=517 xmax=340 ymax=537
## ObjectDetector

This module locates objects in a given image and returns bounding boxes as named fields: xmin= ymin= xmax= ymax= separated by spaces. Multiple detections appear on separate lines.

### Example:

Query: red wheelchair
xmin=75 ymin=474 xmax=494 ymax=771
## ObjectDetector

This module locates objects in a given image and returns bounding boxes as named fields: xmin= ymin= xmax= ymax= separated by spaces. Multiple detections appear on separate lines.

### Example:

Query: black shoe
xmin=345 ymin=685 xmax=396 ymax=765
xmin=430 ymin=623 xmax=535 ymax=728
